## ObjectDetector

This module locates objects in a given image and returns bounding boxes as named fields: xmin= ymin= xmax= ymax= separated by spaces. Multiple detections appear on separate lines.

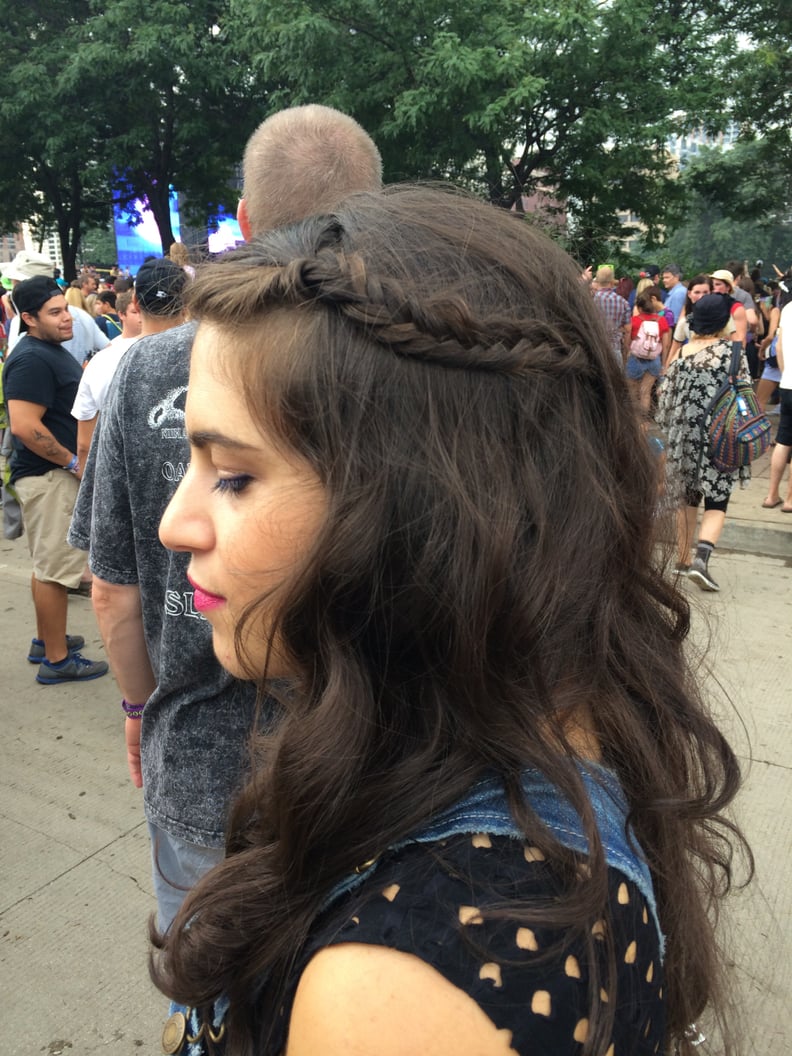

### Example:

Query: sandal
xmin=761 ymin=499 xmax=782 ymax=508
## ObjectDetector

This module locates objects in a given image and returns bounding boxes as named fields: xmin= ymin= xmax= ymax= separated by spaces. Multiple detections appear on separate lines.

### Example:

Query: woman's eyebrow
xmin=188 ymin=430 xmax=260 ymax=452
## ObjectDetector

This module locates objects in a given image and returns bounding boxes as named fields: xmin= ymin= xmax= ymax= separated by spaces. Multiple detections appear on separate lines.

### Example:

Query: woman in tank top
xmin=152 ymin=186 xmax=750 ymax=1056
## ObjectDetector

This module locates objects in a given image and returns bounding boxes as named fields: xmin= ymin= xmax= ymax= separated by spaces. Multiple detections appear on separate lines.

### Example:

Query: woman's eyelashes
xmin=212 ymin=474 xmax=254 ymax=496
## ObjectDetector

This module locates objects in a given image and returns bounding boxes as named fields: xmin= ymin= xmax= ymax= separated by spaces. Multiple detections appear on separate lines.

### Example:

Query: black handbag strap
xmin=727 ymin=340 xmax=742 ymax=379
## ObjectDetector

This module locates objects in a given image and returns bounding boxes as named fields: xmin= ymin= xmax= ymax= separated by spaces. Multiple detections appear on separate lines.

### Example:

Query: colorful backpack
xmin=702 ymin=342 xmax=772 ymax=474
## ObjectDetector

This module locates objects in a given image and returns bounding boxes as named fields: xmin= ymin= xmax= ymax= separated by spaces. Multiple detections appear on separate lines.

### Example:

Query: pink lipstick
xmin=187 ymin=574 xmax=226 ymax=612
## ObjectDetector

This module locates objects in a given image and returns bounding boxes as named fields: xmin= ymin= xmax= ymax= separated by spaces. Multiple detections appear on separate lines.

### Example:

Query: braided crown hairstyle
xmin=151 ymin=185 xmax=748 ymax=1055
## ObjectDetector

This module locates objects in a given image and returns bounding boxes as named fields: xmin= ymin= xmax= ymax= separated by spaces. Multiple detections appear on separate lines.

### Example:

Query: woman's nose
xmin=159 ymin=465 xmax=214 ymax=554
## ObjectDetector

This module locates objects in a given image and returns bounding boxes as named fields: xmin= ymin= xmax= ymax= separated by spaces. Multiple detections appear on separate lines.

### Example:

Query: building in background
xmin=0 ymin=224 xmax=62 ymax=274
xmin=23 ymin=223 xmax=63 ymax=272
xmin=0 ymin=227 xmax=25 ymax=263
xmin=666 ymin=123 xmax=739 ymax=170
xmin=615 ymin=123 xmax=739 ymax=257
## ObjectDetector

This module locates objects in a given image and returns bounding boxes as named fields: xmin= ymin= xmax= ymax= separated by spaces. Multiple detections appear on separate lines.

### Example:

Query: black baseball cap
xmin=10 ymin=275 xmax=63 ymax=332
xmin=134 ymin=257 xmax=186 ymax=315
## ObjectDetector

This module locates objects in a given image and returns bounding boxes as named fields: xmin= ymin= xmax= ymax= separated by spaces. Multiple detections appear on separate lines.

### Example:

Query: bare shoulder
xmin=285 ymin=942 xmax=517 ymax=1056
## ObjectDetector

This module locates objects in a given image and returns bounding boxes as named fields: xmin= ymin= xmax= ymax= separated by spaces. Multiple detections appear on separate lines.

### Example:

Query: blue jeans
xmin=147 ymin=821 xmax=224 ymax=934
xmin=626 ymin=354 xmax=662 ymax=380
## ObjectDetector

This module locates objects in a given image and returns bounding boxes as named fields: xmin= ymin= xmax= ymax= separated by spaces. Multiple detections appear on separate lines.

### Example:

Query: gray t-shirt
xmin=730 ymin=285 xmax=753 ymax=314
xmin=69 ymin=323 xmax=259 ymax=847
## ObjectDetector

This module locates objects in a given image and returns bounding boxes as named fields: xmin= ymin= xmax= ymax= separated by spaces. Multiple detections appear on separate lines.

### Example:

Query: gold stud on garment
xmin=354 ymin=856 xmax=378 ymax=874
xmin=161 ymin=1008 xmax=227 ymax=1054
xmin=161 ymin=1010 xmax=187 ymax=1054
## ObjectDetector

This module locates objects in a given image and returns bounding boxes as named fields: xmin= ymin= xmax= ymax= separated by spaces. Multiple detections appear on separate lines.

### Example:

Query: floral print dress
xmin=657 ymin=338 xmax=751 ymax=502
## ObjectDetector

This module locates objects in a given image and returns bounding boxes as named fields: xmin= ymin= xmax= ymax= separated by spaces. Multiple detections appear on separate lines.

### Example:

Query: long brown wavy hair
xmin=151 ymin=185 xmax=750 ymax=1055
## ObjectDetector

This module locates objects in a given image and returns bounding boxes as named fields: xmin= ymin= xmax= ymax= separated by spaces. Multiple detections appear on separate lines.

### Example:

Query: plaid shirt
xmin=593 ymin=288 xmax=631 ymax=360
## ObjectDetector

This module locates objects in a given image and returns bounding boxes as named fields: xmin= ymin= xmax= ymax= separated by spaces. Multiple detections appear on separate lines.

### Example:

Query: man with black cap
xmin=131 ymin=256 xmax=186 ymax=330
xmin=2 ymin=275 xmax=108 ymax=682
xmin=70 ymin=260 xmax=185 ymax=470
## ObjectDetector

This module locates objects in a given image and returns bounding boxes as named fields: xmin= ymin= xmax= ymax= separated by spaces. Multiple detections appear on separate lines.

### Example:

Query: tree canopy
xmin=232 ymin=0 xmax=739 ymax=262
xmin=657 ymin=141 xmax=792 ymax=275
xmin=0 ymin=1 xmax=261 ymax=276
xmin=0 ymin=2 xmax=111 ymax=278
xmin=68 ymin=0 xmax=260 ymax=250
xmin=0 ymin=0 xmax=788 ymax=276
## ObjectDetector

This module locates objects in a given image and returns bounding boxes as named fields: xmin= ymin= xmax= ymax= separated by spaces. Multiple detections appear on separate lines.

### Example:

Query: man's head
xmin=639 ymin=265 xmax=660 ymax=282
xmin=134 ymin=258 xmax=187 ymax=319
xmin=710 ymin=269 xmax=734 ymax=296
xmin=95 ymin=290 xmax=117 ymax=314
xmin=238 ymin=104 xmax=382 ymax=239
xmin=594 ymin=265 xmax=615 ymax=288
xmin=80 ymin=273 xmax=98 ymax=296
xmin=116 ymin=289 xmax=142 ymax=337
xmin=116 ymin=290 xmax=134 ymax=317
xmin=11 ymin=275 xmax=74 ymax=344
xmin=661 ymin=264 xmax=681 ymax=289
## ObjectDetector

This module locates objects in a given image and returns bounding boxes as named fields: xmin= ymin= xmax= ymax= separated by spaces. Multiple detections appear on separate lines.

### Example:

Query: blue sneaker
xmin=28 ymin=634 xmax=86 ymax=663
xmin=36 ymin=652 xmax=109 ymax=684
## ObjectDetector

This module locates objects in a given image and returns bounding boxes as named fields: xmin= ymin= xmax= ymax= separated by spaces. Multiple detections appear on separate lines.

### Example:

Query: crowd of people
xmin=0 ymin=105 xmax=771 ymax=1056
xmin=588 ymin=258 xmax=785 ymax=399
xmin=588 ymin=260 xmax=792 ymax=591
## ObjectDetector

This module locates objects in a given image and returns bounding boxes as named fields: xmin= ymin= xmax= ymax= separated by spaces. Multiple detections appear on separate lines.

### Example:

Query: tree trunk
xmin=38 ymin=163 xmax=82 ymax=281
xmin=482 ymin=146 xmax=507 ymax=208
xmin=61 ymin=230 xmax=80 ymax=282
xmin=145 ymin=178 xmax=175 ymax=254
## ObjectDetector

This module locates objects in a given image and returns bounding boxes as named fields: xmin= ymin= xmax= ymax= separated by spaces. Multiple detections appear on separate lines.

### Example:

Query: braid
xmin=249 ymin=249 xmax=592 ymax=378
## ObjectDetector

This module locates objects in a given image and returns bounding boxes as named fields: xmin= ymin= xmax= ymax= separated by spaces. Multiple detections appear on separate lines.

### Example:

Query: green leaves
xmin=0 ymin=0 xmax=788 ymax=273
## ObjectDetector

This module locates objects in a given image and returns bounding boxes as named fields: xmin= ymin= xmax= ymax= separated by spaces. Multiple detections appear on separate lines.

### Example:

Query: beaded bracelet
xmin=121 ymin=698 xmax=145 ymax=719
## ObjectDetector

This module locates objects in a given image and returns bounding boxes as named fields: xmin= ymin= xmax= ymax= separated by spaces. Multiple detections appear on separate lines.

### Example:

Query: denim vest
xmin=325 ymin=762 xmax=663 ymax=955
xmin=168 ymin=763 xmax=663 ymax=1055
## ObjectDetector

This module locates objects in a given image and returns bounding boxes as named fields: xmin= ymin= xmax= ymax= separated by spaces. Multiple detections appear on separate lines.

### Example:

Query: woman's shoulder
xmin=287 ymin=942 xmax=516 ymax=1056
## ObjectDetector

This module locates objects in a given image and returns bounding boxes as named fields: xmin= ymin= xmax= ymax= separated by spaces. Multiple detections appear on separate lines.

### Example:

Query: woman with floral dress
xmin=658 ymin=294 xmax=751 ymax=592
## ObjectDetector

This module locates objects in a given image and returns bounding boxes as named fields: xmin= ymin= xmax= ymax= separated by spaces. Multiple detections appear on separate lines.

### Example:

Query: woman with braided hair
xmin=154 ymin=186 xmax=748 ymax=1056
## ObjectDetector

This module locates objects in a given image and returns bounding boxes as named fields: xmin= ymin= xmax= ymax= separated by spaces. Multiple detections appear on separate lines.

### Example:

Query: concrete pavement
xmin=0 ymin=456 xmax=790 ymax=1054
xmin=717 ymin=432 xmax=792 ymax=558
